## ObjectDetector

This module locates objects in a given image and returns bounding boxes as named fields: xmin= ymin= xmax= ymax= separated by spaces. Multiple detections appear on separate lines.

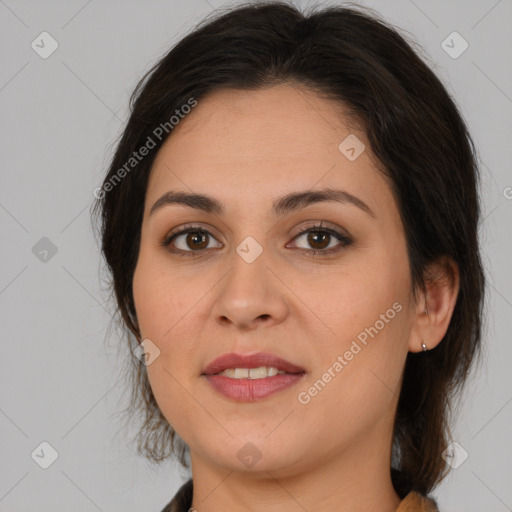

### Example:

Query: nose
xmin=211 ymin=246 xmax=289 ymax=331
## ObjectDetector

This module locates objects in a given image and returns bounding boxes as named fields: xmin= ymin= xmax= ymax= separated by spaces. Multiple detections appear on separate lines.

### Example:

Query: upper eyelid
xmin=166 ymin=223 xmax=221 ymax=242
xmin=289 ymin=225 xmax=351 ymax=248
xmin=167 ymin=221 xmax=344 ymax=237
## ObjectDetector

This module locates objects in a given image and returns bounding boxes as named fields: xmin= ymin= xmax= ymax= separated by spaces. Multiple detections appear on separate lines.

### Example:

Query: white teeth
xmin=217 ymin=366 xmax=286 ymax=379
xmin=266 ymin=367 xmax=279 ymax=377
xmin=234 ymin=368 xmax=249 ymax=378
xmin=249 ymin=367 xmax=267 ymax=379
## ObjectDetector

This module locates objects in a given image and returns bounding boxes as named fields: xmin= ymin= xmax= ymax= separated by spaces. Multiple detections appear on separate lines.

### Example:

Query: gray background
xmin=1 ymin=0 xmax=511 ymax=510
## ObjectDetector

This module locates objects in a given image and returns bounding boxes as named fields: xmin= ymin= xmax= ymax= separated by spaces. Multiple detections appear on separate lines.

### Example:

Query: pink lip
xmin=201 ymin=352 xmax=306 ymax=402
xmin=204 ymin=373 xmax=305 ymax=401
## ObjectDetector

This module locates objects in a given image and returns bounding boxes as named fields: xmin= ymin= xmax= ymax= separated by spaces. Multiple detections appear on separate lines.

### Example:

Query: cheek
xmin=132 ymin=249 xmax=195 ymax=340
xmin=303 ymin=247 xmax=410 ymax=349
xmin=132 ymin=254 xmax=204 ymax=440
xmin=133 ymin=264 xmax=205 ymax=390
xmin=297 ymin=250 xmax=411 ymax=416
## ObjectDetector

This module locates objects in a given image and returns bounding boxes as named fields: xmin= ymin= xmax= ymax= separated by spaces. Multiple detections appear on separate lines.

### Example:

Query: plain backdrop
xmin=1 ymin=0 xmax=511 ymax=511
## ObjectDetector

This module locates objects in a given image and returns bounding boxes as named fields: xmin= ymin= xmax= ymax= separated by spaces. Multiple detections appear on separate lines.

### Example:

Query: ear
xmin=408 ymin=256 xmax=460 ymax=353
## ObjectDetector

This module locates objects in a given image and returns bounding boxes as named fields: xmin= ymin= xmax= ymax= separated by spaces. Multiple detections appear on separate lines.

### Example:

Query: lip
xmin=201 ymin=352 xmax=306 ymax=402
xmin=204 ymin=373 xmax=305 ymax=401
xmin=202 ymin=352 xmax=305 ymax=376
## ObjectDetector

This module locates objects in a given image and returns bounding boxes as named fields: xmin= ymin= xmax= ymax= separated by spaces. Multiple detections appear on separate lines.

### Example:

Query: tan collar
xmin=396 ymin=491 xmax=440 ymax=511
xmin=160 ymin=480 xmax=440 ymax=512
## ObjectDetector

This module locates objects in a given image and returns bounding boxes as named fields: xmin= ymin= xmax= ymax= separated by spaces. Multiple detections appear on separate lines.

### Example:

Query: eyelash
xmin=160 ymin=222 xmax=353 ymax=259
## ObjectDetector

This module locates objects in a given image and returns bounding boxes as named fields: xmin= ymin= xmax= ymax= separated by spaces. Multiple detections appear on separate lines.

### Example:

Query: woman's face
xmin=132 ymin=83 xmax=420 ymax=476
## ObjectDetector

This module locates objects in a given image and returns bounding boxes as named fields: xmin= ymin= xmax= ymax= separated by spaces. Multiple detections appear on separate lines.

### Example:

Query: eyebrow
xmin=149 ymin=187 xmax=376 ymax=218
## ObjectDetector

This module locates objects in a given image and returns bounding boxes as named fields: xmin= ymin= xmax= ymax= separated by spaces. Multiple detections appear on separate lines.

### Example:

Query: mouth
xmin=201 ymin=352 xmax=306 ymax=377
xmin=201 ymin=352 xmax=306 ymax=401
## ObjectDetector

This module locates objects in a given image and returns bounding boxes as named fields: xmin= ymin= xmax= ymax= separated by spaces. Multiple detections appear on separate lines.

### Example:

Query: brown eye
xmin=185 ymin=230 xmax=209 ymax=250
xmin=289 ymin=225 xmax=352 ymax=255
xmin=307 ymin=231 xmax=331 ymax=250
xmin=162 ymin=225 xmax=222 ymax=257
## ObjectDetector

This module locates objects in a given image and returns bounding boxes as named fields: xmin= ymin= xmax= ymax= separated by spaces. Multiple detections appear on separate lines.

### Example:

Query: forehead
xmin=146 ymin=84 xmax=392 ymax=219
xmin=157 ymin=83 xmax=361 ymax=161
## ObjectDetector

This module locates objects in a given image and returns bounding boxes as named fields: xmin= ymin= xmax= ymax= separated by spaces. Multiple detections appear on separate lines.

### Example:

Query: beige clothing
xmin=160 ymin=479 xmax=440 ymax=511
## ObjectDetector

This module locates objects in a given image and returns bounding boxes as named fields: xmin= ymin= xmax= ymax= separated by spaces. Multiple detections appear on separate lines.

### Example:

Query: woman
xmin=92 ymin=2 xmax=485 ymax=510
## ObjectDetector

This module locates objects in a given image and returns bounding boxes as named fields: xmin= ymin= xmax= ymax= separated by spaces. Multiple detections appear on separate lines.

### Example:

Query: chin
xmin=192 ymin=436 xmax=309 ymax=476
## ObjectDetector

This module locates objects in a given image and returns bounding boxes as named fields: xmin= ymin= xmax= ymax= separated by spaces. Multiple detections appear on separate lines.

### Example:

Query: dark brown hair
xmin=91 ymin=0 xmax=485 ymax=498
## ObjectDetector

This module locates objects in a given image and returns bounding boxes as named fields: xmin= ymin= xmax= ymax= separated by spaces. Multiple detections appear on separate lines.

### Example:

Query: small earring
xmin=421 ymin=340 xmax=428 ymax=352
